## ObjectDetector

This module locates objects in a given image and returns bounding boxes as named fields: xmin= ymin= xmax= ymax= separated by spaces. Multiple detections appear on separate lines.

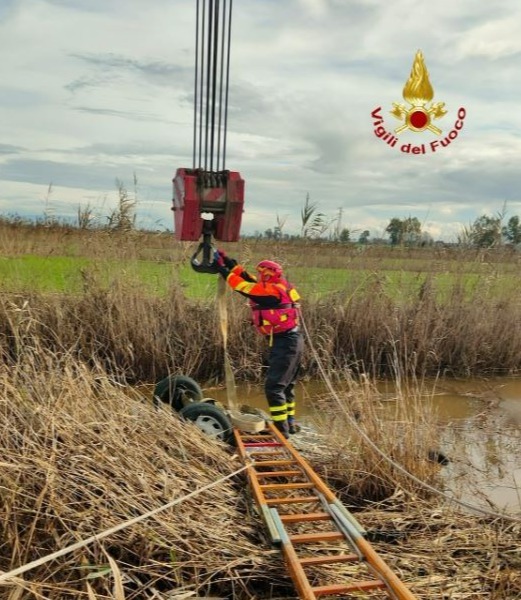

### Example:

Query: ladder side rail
xmin=267 ymin=423 xmax=337 ymax=502
xmin=234 ymin=429 xmax=282 ymax=544
xmin=270 ymin=508 xmax=318 ymax=600
xmin=355 ymin=536 xmax=418 ymax=600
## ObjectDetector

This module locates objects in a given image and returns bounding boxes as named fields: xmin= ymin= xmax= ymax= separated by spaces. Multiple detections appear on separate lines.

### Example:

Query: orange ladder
xmin=234 ymin=423 xmax=417 ymax=600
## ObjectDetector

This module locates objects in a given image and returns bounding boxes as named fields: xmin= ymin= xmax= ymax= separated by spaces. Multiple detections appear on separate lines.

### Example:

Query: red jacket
xmin=224 ymin=264 xmax=300 ymax=335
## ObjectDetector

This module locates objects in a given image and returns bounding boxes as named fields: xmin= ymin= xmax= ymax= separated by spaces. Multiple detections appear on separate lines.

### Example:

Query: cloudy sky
xmin=1 ymin=0 xmax=521 ymax=241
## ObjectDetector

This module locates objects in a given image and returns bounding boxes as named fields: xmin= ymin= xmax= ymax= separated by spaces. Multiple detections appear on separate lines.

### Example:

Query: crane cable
xmin=193 ymin=0 xmax=233 ymax=172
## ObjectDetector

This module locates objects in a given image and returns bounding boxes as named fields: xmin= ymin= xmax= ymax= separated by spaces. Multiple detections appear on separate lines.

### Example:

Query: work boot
xmin=288 ymin=419 xmax=301 ymax=435
xmin=274 ymin=421 xmax=289 ymax=439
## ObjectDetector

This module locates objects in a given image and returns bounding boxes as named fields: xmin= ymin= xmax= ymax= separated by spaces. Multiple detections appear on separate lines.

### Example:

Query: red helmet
xmin=256 ymin=260 xmax=283 ymax=282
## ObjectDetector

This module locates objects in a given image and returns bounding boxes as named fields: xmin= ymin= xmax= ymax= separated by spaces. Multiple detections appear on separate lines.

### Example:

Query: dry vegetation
xmin=1 ymin=221 xmax=521 ymax=384
xmin=0 ymin=356 xmax=520 ymax=599
xmin=0 ymin=221 xmax=520 ymax=598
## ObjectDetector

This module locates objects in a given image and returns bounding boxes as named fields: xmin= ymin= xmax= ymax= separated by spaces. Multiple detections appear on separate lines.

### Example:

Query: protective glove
xmin=214 ymin=249 xmax=225 ymax=268
xmin=216 ymin=249 xmax=237 ymax=269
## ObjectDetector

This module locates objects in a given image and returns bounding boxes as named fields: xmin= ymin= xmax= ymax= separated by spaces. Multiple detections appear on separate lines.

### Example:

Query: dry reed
xmin=1 ymin=358 xmax=519 ymax=599
xmin=2 ymin=222 xmax=521 ymax=382
xmin=0 ymin=354 xmax=285 ymax=599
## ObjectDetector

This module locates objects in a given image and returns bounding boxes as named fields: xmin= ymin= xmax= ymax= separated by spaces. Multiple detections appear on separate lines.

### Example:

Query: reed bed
xmin=1 ymin=268 xmax=521 ymax=385
xmin=0 ymin=356 xmax=520 ymax=599
xmin=2 ymin=221 xmax=521 ymax=381
xmin=0 ymin=220 xmax=521 ymax=384
xmin=0 ymin=354 xmax=281 ymax=599
xmin=296 ymin=377 xmax=444 ymax=504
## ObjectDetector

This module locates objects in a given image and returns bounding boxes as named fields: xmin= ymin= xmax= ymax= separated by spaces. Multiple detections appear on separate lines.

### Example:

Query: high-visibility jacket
xmin=224 ymin=264 xmax=300 ymax=336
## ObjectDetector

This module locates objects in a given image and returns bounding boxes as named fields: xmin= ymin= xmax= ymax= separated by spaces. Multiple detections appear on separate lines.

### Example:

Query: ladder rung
xmin=312 ymin=580 xmax=386 ymax=596
xmin=260 ymin=482 xmax=314 ymax=491
xmin=289 ymin=531 xmax=345 ymax=544
xmin=244 ymin=442 xmax=282 ymax=447
xmin=255 ymin=470 xmax=302 ymax=478
xmin=266 ymin=496 xmax=319 ymax=505
xmin=247 ymin=451 xmax=287 ymax=457
xmin=279 ymin=512 xmax=331 ymax=523
xmin=254 ymin=460 xmax=295 ymax=467
xmin=299 ymin=553 xmax=359 ymax=566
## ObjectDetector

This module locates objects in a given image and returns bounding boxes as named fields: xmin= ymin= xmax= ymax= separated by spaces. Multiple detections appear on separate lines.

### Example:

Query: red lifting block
xmin=172 ymin=168 xmax=245 ymax=242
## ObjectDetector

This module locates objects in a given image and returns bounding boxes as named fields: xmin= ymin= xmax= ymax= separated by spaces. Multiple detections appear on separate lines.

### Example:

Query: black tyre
xmin=153 ymin=374 xmax=204 ymax=412
xmin=178 ymin=402 xmax=233 ymax=443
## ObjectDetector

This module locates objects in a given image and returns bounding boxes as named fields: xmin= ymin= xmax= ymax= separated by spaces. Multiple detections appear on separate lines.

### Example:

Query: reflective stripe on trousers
xmin=265 ymin=330 xmax=303 ymax=427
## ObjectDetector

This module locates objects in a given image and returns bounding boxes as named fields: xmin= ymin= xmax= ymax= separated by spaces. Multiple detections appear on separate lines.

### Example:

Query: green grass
xmin=0 ymin=255 xmax=172 ymax=294
xmin=0 ymin=255 xmax=92 ymax=293
xmin=0 ymin=254 xmax=518 ymax=304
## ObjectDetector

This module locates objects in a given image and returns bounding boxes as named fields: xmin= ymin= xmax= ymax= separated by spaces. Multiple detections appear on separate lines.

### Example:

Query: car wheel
xmin=178 ymin=402 xmax=233 ymax=443
xmin=153 ymin=374 xmax=204 ymax=411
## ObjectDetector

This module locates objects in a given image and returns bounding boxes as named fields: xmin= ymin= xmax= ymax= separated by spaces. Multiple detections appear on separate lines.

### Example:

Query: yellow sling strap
xmin=217 ymin=276 xmax=238 ymax=410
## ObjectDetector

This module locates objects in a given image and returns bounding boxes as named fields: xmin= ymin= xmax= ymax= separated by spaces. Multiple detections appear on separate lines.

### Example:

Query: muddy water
xmin=204 ymin=377 xmax=521 ymax=515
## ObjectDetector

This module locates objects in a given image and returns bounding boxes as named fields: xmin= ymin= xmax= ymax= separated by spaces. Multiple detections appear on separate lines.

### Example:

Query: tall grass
xmin=0 ymin=353 xmax=276 ymax=599
xmin=298 ymin=373 xmax=444 ymax=504
xmin=1 ymin=221 xmax=521 ymax=383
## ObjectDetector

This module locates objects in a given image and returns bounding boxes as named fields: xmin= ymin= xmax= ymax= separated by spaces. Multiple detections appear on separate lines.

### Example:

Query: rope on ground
xmin=0 ymin=464 xmax=250 ymax=585
xmin=300 ymin=314 xmax=521 ymax=525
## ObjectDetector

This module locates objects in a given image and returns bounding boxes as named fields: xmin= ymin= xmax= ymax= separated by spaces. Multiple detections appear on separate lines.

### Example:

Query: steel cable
xmin=193 ymin=0 xmax=200 ymax=169
xmin=193 ymin=0 xmax=232 ymax=171
xmin=222 ymin=0 xmax=232 ymax=170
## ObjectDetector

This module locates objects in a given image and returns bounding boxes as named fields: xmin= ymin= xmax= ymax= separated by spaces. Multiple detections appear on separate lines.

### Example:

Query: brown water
xmin=203 ymin=376 xmax=521 ymax=515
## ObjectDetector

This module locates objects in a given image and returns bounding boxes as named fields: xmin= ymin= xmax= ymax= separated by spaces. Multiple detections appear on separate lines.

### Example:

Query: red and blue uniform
xmin=216 ymin=255 xmax=303 ymax=437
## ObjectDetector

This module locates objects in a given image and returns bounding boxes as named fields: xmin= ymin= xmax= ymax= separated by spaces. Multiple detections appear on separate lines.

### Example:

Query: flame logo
xmin=391 ymin=50 xmax=447 ymax=135
xmin=402 ymin=51 xmax=434 ymax=105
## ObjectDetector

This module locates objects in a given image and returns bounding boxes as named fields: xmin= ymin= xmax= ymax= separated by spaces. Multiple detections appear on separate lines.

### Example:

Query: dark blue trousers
xmin=264 ymin=330 xmax=304 ymax=435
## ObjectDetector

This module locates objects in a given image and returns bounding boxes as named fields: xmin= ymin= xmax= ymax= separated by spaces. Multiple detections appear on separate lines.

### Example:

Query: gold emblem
xmin=391 ymin=50 xmax=447 ymax=135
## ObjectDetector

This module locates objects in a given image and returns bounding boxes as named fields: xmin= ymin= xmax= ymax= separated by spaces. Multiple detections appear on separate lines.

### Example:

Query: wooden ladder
xmin=234 ymin=423 xmax=417 ymax=600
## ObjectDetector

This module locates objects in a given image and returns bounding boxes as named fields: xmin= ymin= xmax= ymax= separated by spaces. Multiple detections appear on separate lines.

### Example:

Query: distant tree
xmin=402 ymin=217 xmax=422 ymax=244
xmin=338 ymin=228 xmax=350 ymax=243
xmin=358 ymin=230 xmax=370 ymax=244
xmin=502 ymin=215 xmax=521 ymax=245
xmin=385 ymin=217 xmax=421 ymax=245
xmin=385 ymin=218 xmax=403 ymax=245
xmin=264 ymin=228 xmax=273 ymax=239
xmin=469 ymin=215 xmax=502 ymax=248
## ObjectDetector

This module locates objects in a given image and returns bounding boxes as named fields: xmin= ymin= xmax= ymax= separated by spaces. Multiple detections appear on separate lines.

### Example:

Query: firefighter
xmin=214 ymin=250 xmax=304 ymax=438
